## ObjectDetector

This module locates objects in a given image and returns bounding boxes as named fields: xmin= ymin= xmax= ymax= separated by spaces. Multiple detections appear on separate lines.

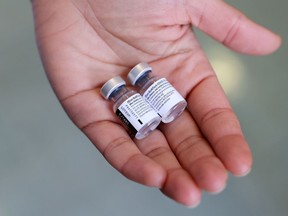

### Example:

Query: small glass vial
xmin=100 ymin=76 xmax=161 ymax=139
xmin=128 ymin=62 xmax=187 ymax=123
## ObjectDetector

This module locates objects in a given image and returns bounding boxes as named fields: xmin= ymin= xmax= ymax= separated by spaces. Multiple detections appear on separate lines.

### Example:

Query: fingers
xmin=82 ymin=121 xmax=166 ymax=187
xmin=135 ymin=131 xmax=201 ymax=207
xmin=186 ymin=68 xmax=252 ymax=176
xmin=161 ymin=111 xmax=228 ymax=193
xmin=186 ymin=0 xmax=281 ymax=55
xmin=85 ymin=121 xmax=201 ymax=207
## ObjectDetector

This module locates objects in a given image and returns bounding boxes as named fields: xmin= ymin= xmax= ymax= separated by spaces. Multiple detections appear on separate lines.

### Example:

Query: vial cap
xmin=128 ymin=62 xmax=152 ymax=85
xmin=100 ymin=76 xmax=126 ymax=99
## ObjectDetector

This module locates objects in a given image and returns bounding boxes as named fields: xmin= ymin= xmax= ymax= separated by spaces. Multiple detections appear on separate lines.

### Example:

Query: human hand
xmin=32 ymin=0 xmax=281 ymax=207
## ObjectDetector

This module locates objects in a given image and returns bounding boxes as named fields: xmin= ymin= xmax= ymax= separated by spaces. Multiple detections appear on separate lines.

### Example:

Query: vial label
xmin=116 ymin=93 xmax=159 ymax=132
xmin=115 ymin=109 xmax=137 ymax=137
xmin=143 ymin=78 xmax=185 ymax=117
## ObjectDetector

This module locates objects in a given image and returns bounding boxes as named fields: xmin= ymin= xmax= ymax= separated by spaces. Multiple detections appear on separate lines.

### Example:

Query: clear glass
xmin=109 ymin=86 xmax=161 ymax=139
xmin=135 ymin=72 xmax=187 ymax=123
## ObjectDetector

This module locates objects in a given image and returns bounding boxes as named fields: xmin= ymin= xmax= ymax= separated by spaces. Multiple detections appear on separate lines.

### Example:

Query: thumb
xmin=186 ymin=0 xmax=281 ymax=55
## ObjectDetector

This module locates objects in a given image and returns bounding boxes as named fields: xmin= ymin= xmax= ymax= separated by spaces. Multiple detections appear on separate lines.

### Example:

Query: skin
xmin=31 ymin=0 xmax=281 ymax=207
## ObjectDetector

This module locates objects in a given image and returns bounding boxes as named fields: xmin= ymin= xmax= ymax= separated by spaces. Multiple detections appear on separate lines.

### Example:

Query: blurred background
xmin=0 ymin=0 xmax=287 ymax=215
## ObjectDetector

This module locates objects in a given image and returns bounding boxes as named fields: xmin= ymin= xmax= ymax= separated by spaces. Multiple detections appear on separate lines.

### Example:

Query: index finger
xmin=186 ymin=62 xmax=252 ymax=176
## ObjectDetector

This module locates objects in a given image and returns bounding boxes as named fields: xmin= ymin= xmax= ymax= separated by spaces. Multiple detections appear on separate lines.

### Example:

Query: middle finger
xmin=160 ymin=110 xmax=228 ymax=193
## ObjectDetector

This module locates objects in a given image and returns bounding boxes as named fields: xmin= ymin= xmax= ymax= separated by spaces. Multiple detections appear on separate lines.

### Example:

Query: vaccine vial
xmin=100 ymin=76 xmax=161 ymax=139
xmin=128 ymin=62 xmax=187 ymax=123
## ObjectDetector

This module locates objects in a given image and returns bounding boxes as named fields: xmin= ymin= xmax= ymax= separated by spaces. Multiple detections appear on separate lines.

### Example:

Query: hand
xmin=32 ymin=0 xmax=280 ymax=207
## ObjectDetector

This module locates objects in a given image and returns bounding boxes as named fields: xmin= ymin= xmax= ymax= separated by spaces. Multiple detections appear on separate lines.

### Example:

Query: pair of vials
xmin=100 ymin=62 xmax=187 ymax=139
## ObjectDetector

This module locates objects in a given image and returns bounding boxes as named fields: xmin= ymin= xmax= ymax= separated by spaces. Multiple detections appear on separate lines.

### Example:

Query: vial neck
xmin=135 ymin=71 xmax=153 ymax=88
xmin=108 ymin=86 xmax=129 ymax=102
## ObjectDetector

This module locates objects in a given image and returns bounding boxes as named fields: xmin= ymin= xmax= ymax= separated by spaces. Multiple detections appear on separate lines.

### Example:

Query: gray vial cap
xmin=100 ymin=76 xmax=126 ymax=99
xmin=128 ymin=62 xmax=152 ymax=85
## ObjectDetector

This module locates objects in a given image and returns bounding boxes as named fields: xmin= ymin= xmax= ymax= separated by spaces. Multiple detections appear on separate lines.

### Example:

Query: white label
xmin=143 ymin=78 xmax=185 ymax=117
xmin=117 ymin=93 xmax=159 ymax=132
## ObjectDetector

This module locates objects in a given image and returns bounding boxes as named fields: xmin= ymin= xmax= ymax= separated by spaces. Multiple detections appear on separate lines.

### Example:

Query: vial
xmin=100 ymin=76 xmax=161 ymax=139
xmin=128 ymin=62 xmax=187 ymax=123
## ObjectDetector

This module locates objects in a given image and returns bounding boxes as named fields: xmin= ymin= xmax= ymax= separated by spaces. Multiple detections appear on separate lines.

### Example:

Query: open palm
xmin=32 ymin=0 xmax=280 ymax=207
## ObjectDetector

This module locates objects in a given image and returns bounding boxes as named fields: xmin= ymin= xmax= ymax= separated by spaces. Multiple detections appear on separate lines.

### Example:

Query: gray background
xmin=0 ymin=0 xmax=287 ymax=215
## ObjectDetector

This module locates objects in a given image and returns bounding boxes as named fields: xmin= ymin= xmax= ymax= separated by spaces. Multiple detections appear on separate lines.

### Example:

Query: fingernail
xmin=234 ymin=167 xmax=252 ymax=177
xmin=186 ymin=199 xmax=201 ymax=209
xmin=210 ymin=183 xmax=226 ymax=195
